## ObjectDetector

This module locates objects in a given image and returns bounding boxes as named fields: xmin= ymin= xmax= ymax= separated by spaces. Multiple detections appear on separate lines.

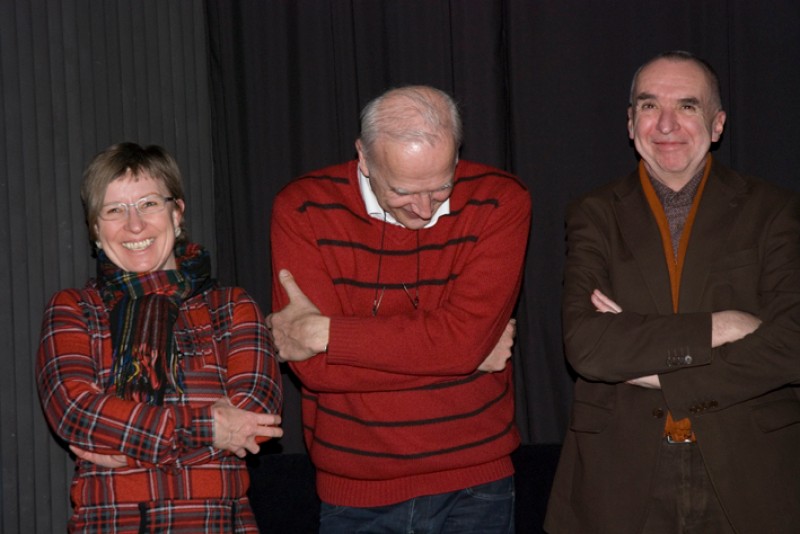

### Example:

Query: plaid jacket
xmin=37 ymin=282 xmax=282 ymax=532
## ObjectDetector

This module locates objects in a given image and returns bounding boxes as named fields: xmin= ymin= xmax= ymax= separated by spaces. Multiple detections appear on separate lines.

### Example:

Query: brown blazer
xmin=545 ymin=160 xmax=800 ymax=534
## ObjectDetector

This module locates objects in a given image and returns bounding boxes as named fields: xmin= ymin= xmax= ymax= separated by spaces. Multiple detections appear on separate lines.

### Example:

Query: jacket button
xmin=684 ymin=355 xmax=693 ymax=365
xmin=652 ymin=408 xmax=664 ymax=418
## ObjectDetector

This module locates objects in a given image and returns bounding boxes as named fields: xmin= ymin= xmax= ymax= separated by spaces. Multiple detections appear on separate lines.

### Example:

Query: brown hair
xmin=81 ymin=142 xmax=185 ymax=242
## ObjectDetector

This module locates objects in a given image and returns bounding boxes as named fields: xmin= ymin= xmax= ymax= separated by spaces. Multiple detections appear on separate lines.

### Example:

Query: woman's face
xmin=94 ymin=171 xmax=184 ymax=273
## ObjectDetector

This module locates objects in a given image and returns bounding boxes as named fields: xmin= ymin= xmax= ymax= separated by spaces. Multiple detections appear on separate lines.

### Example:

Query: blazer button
xmin=684 ymin=355 xmax=693 ymax=365
xmin=652 ymin=408 xmax=664 ymax=418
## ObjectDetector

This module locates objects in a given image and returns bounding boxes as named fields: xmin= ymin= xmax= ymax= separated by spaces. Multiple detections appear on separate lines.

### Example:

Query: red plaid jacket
xmin=37 ymin=283 xmax=282 ymax=532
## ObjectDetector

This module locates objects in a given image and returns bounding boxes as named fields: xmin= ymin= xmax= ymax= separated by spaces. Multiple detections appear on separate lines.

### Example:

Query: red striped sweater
xmin=270 ymin=159 xmax=531 ymax=506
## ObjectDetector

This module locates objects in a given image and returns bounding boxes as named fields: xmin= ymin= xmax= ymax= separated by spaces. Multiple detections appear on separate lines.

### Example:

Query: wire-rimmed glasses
xmin=98 ymin=194 xmax=175 ymax=221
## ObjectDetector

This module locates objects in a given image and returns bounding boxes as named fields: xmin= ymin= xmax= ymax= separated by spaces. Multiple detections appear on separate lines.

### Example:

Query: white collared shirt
xmin=358 ymin=169 xmax=450 ymax=228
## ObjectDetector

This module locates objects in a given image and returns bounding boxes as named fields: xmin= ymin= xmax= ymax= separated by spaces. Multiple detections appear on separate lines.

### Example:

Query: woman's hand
xmin=211 ymin=397 xmax=283 ymax=457
xmin=69 ymin=445 xmax=128 ymax=468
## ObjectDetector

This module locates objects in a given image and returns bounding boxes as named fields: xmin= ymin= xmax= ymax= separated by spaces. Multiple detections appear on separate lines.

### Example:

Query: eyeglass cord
xmin=372 ymin=214 xmax=420 ymax=316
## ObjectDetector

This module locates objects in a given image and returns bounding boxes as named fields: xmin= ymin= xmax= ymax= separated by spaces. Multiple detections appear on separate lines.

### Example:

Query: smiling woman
xmin=81 ymin=144 xmax=188 ymax=269
xmin=35 ymin=142 xmax=284 ymax=533
xmin=95 ymin=178 xmax=182 ymax=272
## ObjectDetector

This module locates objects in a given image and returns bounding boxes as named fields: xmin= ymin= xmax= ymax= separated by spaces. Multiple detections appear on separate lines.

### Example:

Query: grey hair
xmin=629 ymin=50 xmax=723 ymax=112
xmin=358 ymin=85 xmax=462 ymax=160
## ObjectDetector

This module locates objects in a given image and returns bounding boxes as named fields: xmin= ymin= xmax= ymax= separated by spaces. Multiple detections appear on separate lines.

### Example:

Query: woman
xmin=36 ymin=143 xmax=283 ymax=532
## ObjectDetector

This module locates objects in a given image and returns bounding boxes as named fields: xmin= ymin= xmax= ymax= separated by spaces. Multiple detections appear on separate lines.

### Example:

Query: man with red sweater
xmin=267 ymin=85 xmax=531 ymax=532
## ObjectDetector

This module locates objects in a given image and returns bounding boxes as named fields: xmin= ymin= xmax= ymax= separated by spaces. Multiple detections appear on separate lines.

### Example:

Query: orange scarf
xmin=638 ymin=156 xmax=712 ymax=440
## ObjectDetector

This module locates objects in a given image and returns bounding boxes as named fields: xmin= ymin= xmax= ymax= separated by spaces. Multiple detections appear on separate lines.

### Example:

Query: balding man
xmin=268 ymin=85 xmax=530 ymax=533
xmin=545 ymin=51 xmax=800 ymax=534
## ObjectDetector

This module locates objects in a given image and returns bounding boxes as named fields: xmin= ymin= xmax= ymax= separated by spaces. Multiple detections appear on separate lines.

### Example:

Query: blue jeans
xmin=319 ymin=476 xmax=515 ymax=534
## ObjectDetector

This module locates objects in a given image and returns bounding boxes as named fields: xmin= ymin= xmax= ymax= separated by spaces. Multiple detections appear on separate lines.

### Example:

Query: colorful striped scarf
xmin=97 ymin=242 xmax=214 ymax=405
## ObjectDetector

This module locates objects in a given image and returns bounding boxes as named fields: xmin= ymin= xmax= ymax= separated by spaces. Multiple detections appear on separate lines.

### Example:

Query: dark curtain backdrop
xmin=205 ymin=0 xmax=800 ymax=454
xmin=1 ymin=2 xmax=215 ymax=531
xmin=4 ymin=1 xmax=800 ymax=531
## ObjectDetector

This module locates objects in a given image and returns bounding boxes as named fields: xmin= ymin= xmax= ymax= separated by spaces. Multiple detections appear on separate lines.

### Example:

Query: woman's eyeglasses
xmin=99 ymin=194 xmax=175 ymax=221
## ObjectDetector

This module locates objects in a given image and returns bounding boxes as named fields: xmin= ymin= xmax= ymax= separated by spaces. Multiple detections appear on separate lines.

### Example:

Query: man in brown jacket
xmin=545 ymin=51 xmax=800 ymax=533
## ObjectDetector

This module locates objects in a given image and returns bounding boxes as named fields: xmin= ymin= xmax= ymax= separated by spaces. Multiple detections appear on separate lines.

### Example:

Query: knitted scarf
xmin=97 ymin=242 xmax=214 ymax=405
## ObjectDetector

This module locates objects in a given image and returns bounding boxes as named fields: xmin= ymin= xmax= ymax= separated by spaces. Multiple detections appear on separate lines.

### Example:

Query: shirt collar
xmin=358 ymin=168 xmax=450 ymax=228
xmin=648 ymin=164 xmax=705 ymax=207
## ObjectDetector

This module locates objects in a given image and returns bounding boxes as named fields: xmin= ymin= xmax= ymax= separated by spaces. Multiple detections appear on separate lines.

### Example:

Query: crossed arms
xmin=563 ymin=187 xmax=800 ymax=414
xmin=37 ymin=288 xmax=283 ymax=468
xmin=267 ymin=268 xmax=517 ymax=374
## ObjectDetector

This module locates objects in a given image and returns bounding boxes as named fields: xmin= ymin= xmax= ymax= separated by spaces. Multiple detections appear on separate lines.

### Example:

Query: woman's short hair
xmin=81 ymin=142 xmax=185 ymax=242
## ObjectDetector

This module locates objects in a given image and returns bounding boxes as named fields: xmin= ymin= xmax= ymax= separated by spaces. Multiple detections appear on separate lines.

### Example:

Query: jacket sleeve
xmin=661 ymin=192 xmax=800 ymax=418
xmin=149 ymin=288 xmax=283 ymax=468
xmin=562 ymin=197 xmax=712 ymax=383
xmin=271 ymin=173 xmax=531 ymax=393
xmin=36 ymin=288 xmax=282 ymax=467
xmin=223 ymin=288 xmax=283 ymax=414
xmin=36 ymin=289 xmax=215 ymax=464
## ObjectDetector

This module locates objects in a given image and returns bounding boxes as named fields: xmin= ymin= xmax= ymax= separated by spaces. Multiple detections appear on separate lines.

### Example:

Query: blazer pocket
xmin=752 ymin=397 xmax=800 ymax=433
xmin=569 ymin=401 xmax=613 ymax=434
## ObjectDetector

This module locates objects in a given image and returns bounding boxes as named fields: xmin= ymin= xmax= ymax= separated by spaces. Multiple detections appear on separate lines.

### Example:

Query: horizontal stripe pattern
xmin=271 ymin=158 xmax=531 ymax=506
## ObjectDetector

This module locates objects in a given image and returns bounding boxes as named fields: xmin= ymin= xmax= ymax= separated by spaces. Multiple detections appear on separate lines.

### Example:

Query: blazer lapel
xmin=678 ymin=162 xmax=746 ymax=312
xmin=613 ymin=172 xmax=674 ymax=315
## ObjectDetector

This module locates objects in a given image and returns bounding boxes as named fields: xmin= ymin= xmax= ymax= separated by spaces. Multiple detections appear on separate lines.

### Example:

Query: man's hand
xmin=211 ymin=397 xmax=283 ymax=458
xmin=592 ymin=289 xmax=661 ymax=389
xmin=266 ymin=269 xmax=330 ymax=362
xmin=70 ymin=445 xmax=128 ymax=468
xmin=591 ymin=289 xmax=622 ymax=313
xmin=711 ymin=310 xmax=761 ymax=347
xmin=477 ymin=319 xmax=516 ymax=372
xmin=625 ymin=375 xmax=661 ymax=389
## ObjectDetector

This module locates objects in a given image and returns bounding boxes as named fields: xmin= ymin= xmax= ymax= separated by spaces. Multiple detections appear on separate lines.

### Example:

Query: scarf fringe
xmin=99 ymin=243 xmax=212 ymax=405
